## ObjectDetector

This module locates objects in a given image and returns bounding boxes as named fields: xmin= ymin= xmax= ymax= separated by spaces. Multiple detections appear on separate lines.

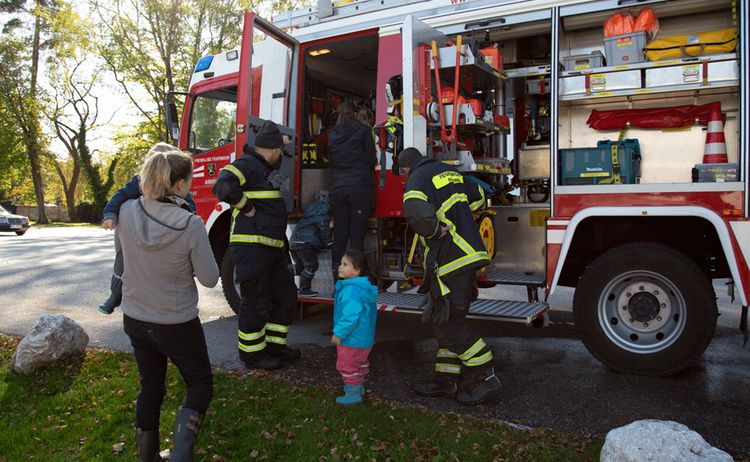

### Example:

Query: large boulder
xmin=12 ymin=314 xmax=89 ymax=374
xmin=601 ymin=420 xmax=733 ymax=462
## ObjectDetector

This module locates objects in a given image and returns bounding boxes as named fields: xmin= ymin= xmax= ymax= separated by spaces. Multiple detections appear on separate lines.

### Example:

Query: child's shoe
xmin=97 ymin=296 xmax=118 ymax=315
xmin=335 ymin=384 xmax=363 ymax=405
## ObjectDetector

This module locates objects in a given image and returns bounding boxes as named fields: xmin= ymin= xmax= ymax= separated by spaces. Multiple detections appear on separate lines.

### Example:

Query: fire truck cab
xmin=169 ymin=0 xmax=749 ymax=376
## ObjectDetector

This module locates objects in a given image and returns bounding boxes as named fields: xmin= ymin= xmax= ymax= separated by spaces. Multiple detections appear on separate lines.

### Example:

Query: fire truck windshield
xmin=188 ymin=89 xmax=237 ymax=153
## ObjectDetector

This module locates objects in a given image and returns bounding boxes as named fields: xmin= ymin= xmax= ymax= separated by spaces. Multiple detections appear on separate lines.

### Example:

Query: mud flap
xmin=741 ymin=305 xmax=748 ymax=347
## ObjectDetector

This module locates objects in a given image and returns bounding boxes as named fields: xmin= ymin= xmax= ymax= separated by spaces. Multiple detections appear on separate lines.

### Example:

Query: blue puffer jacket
xmin=103 ymin=175 xmax=196 ymax=223
xmin=289 ymin=200 xmax=331 ymax=250
xmin=333 ymin=276 xmax=378 ymax=348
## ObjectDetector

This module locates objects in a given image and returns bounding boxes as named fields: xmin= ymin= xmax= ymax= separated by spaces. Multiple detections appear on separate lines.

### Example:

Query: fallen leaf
xmin=112 ymin=442 xmax=125 ymax=453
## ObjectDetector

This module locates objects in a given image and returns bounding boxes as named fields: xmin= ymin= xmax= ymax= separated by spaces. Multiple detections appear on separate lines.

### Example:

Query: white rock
xmin=601 ymin=420 xmax=733 ymax=462
xmin=11 ymin=314 xmax=89 ymax=374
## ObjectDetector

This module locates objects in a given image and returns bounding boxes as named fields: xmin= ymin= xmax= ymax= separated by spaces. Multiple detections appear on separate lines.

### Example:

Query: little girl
xmin=331 ymin=249 xmax=378 ymax=405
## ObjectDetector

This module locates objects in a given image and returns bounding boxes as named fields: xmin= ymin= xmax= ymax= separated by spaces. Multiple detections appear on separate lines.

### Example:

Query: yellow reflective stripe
xmin=469 ymin=186 xmax=485 ymax=211
xmin=436 ymin=193 xmax=468 ymax=219
xmin=459 ymin=338 xmax=487 ymax=361
xmin=403 ymin=190 xmax=428 ymax=202
xmin=244 ymin=190 xmax=282 ymax=199
xmin=443 ymin=220 xmax=475 ymax=256
xmin=230 ymin=209 xmax=239 ymax=236
xmin=435 ymin=364 xmax=462 ymax=374
xmin=463 ymin=351 xmax=493 ymax=367
xmin=437 ymin=349 xmax=459 ymax=358
xmin=233 ymin=195 xmax=248 ymax=210
xmin=265 ymin=323 xmax=289 ymax=333
xmin=230 ymin=234 xmax=284 ymax=247
xmin=222 ymin=165 xmax=246 ymax=186
xmin=438 ymin=251 xmax=489 ymax=277
xmin=238 ymin=328 xmax=265 ymax=341
xmin=437 ymin=276 xmax=451 ymax=296
xmin=238 ymin=340 xmax=267 ymax=352
xmin=266 ymin=335 xmax=287 ymax=345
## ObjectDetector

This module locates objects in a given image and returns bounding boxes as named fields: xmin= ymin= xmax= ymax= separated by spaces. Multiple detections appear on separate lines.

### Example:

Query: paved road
xmin=1 ymin=227 xmax=749 ymax=458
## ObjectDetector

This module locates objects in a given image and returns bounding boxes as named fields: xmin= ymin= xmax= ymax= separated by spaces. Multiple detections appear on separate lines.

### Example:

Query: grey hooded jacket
xmin=115 ymin=197 xmax=219 ymax=324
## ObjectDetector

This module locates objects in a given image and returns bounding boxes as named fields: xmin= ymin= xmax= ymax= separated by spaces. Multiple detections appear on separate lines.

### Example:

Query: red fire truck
xmin=165 ymin=0 xmax=749 ymax=376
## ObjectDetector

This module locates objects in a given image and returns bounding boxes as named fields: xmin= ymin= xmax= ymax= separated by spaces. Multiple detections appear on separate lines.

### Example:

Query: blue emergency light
xmin=194 ymin=55 xmax=214 ymax=72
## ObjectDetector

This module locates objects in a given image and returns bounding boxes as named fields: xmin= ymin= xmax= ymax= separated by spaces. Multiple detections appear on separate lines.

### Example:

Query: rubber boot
xmin=135 ymin=428 xmax=163 ymax=462
xmin=298 ymin=275 xmax=319 ymax=297
xmin=335 ymin=384 xmax=363 ymax=405
xmin=268 ymin=345 xmax=301 ymax=362
xmin=171 ymin=407 xmax=203 ymax=462
xmin=412 ymin=375 xmax=459 ymax=399
xmin=98 ymin=275 xmax=122 ymax=314
xmin=456 ymin=366 xmax=501 ymax=406
xmin=243 ymin=351 xmax=283 ymax=370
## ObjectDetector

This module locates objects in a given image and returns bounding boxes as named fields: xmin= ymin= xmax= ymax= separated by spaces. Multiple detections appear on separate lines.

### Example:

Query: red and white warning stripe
xmin=703 ymin=109 xmax=728 ymax=164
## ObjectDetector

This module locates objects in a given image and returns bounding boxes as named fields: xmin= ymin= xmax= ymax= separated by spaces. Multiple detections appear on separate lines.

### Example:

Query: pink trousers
xmin=336 ymin=344 xmax=371 ymax=385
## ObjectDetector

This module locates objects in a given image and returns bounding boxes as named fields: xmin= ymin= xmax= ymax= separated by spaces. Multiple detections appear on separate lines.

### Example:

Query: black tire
xmin=574 ymin=242 xmax=717 ymax=376
xmin=220 ymin=251 xmax=241 ymax=315
xmin=15 ymin=230 xmax=26 ymax=236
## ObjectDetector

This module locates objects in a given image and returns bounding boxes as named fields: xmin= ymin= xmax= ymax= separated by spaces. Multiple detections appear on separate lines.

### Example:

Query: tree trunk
xmin=66 ymin=162 xmax=80 ymax=221
xmin=28 ymin=10 xmax=48 ymax=224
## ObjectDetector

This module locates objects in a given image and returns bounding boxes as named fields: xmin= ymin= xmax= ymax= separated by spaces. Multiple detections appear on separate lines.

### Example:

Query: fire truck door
xmin=236 ymin=12 xmax=300 ymax=212
xmin=401 ymin=15 xmax=448 ymax=156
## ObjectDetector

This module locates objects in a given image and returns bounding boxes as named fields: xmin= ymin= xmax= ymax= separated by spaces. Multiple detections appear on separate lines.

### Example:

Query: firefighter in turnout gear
xmin=212 ymin=120 xmax=300 ymax=370
xmin=397 ymin=147 xmax=501 ymax=405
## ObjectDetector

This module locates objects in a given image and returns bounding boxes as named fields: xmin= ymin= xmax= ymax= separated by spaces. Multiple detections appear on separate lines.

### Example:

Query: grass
xmin=0 ymin=334 xmax=603 ymax=461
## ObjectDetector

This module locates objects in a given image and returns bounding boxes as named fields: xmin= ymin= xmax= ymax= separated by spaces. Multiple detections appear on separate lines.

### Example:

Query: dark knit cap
xmin=255 ymin=120 xmax=284 ymax=149
xmin=396 ymin=147 xmax=424 ymax=171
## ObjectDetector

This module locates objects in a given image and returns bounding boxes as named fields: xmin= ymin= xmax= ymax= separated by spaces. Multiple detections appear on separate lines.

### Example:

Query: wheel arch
xmin=551 ymin=206 xmax=747 ymax=306
xmin=206 ymin=205 xmax=232 ymax=267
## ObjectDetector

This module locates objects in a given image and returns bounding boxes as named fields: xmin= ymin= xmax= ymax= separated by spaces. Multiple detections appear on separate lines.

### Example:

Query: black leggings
xmin=331 ymin=185 xmax=374 ymax=270
xmin=123 ymin=315 xmax=213 ymax=430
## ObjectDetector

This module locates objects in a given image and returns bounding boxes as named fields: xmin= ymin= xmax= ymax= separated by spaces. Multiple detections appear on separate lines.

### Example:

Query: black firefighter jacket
xmin=402 ymin=157 xmax=488 ymax=288
xmin=212 ymin=147 xmax=287 ymax=248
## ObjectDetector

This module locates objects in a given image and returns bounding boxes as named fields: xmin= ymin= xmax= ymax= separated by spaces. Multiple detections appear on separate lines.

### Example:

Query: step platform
xmin=481 ymin=269 xmax=545 ymax=287
xmin=299 ymin=292 xmax=548 ymax=325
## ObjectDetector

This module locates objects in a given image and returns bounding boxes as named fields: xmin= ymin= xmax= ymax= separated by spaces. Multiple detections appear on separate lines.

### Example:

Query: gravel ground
xmin=269 ymin=306 xmax=750 ymax=461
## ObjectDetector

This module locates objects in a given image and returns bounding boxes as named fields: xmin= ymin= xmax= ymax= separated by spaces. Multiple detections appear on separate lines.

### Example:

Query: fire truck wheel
xmin=220 ymin=251 xmax=241 ymax=315
xmin=574 ymin=242 xmax=717 ymax=376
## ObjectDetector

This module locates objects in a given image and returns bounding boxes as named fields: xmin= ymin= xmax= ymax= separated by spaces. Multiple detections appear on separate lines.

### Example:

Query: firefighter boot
xmin=171 ymin=407 xmax=203 ymax=462
xmin=298 ymin=275 xmax=319 ymax=297
xmin=456 ymin=366 xmax=501 ymax=406
xmin=135 ymin=428 xmax=163 ymax=462
xmin=335 ymin=384 xmax=363 ymax=405
xmin=412 ymin=375 xmax=459 ymax=399
xmin=268 ymin=344 xmax=302 ymax=362
xmin=243 ymin=351 xmax=283 ymax=370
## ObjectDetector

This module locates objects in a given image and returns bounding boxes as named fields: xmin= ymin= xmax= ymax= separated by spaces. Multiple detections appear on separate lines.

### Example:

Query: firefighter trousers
xmin=230 ymin=245 xmax=297 ymax=365
xmin=432 ymin=269 xmax=494 ymax=380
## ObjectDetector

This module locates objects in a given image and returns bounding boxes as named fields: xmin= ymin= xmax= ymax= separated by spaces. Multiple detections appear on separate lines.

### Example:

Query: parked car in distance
xmin=0 ymin=205 xmax=31 ymax=235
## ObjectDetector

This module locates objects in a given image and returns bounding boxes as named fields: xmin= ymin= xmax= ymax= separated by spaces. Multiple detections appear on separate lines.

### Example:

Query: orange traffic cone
xmin=703 ymin=108 xmax=728 ymax=164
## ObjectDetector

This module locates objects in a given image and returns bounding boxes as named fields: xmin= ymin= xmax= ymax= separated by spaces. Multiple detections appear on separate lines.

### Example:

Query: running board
xmin=376 ymin=292 xmax=548 ymax=324
xmin=481 ymin=269 xmax=545 ymax=287
xmin=299 ymin=292 xmax=548 ymax=325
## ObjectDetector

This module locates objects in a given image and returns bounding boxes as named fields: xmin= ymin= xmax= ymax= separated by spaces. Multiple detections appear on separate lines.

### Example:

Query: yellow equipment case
xmin=643 ymin=28 xmax=736 ymax=61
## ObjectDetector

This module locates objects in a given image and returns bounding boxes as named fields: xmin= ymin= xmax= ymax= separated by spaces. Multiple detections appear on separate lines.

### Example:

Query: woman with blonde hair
xmin=115 ymin=146 xmax=218 ymax=462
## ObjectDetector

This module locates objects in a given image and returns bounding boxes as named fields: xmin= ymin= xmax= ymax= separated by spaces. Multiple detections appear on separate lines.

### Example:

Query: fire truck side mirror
xmin=165 ymin=101 xmax=180 ymax=143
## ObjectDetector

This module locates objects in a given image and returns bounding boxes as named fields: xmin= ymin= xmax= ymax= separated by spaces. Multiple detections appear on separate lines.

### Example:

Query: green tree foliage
xmin=0 ymin=100 xmax=27 ymax=202
xmin=0 ymin=0 xmax=60 ymax=223
xmin=92 ymin=0 xmax=261 ymax=144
